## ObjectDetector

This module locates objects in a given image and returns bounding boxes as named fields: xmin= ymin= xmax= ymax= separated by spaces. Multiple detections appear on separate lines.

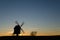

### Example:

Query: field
xmin=0 ymin=36 xmax=60 ymax=40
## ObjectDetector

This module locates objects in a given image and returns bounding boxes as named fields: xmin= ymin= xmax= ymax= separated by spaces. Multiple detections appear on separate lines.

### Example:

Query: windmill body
xmin=14 ymin=25 xmax=21 ymax=34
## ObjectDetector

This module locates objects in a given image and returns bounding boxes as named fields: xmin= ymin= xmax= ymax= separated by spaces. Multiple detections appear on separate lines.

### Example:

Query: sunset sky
xmin=0 ymin=0 xmax=60 ymax=36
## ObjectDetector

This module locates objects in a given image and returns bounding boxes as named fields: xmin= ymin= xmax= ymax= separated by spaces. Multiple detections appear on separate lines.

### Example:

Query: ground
xmin=0 ymin=36 xmax=60 ymax=40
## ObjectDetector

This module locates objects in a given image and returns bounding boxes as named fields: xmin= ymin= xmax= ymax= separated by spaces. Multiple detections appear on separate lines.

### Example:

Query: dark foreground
xmin=0 ymin=36 xmax=60 ymax=40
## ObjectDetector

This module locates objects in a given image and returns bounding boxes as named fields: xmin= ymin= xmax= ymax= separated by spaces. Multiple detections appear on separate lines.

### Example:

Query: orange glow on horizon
xmin=0 ymin=31 xmax=60 ymax=36
xmin=0 ymin=30 xmax=60 ymax=36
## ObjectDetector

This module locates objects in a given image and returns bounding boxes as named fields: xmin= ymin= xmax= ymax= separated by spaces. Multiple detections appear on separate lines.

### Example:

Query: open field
xmin=0 ymin=36 xmax=60 ymax=40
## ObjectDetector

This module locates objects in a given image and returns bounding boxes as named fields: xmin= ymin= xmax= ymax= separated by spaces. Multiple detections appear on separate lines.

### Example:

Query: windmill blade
xmin=21 ymin=28 xmax=25 ymax=33
xmin=15 ymin=21 xmax=19 ymax=25
xmin=21 ymin=22 xmax=24 ymax=27
xmin=15 ymin=21 xmax=24 ymax=27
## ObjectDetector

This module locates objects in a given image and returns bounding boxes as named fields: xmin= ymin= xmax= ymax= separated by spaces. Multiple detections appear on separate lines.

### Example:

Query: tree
xmin=30 ymin=31 xmax=37 ymax=36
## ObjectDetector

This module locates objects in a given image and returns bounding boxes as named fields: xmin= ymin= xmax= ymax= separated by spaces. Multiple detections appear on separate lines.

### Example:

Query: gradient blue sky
xmin=0 ymin=0 xmax=60 ymax=36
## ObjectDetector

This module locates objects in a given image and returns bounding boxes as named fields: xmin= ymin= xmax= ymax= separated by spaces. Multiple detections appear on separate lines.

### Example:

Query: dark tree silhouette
xmin=30 ymin=31 xmax=37 ymax=36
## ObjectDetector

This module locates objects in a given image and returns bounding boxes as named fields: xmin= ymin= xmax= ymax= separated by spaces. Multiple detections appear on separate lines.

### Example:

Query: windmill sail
xmin=21 ymin=22 xmax=24 ymax=27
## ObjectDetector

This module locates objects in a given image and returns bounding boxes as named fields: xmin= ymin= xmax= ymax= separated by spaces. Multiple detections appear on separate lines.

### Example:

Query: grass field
xmin=0 ymin=36 xmax=60 ymax=40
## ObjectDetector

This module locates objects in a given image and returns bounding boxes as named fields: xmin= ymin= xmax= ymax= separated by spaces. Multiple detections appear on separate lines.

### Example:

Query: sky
xmin=0 ymin=0 xmax=60 ymax=36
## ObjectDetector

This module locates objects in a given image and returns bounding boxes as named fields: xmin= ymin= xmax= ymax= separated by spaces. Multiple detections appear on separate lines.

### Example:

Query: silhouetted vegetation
xmin=30 ymin=31 xmax=37 ymax=36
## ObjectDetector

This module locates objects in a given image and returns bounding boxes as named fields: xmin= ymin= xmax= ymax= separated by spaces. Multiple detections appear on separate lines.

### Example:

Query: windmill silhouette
xmin=13 ymin=21 xmax=24 ymax=36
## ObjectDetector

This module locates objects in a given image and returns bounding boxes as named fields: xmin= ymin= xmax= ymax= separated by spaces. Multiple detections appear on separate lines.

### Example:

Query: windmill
xmin=13 ymin=21 xmax=24 ymax=36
